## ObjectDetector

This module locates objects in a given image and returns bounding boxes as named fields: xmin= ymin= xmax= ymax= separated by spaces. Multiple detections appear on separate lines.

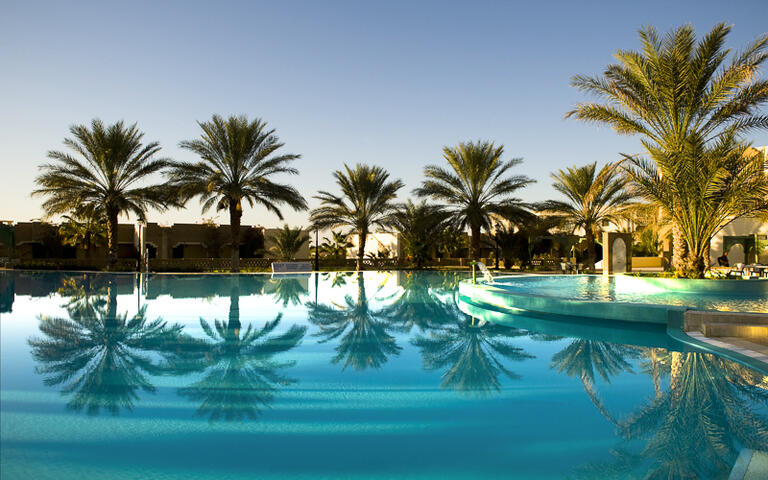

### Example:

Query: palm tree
xmin=319 ymin=230 xmax=354 ymax=259
xmin=543 ymin=162 xmax=635 ymax=270
xmin=310 ymin=164 xmax=403 ymax=270
xmin=27 ymin=285 xmax=189 ymax=415
xmin=550 ymin=339 xmax=640 ymax=425
xmin=307 ymin=273 xmax=401 ymax=370
xmin=32 ymin=119 xmax=172 ymax=268
xmin=567 ymin=23 xmax=768 ymax=275
xmin=179 ymin=281 xmax=306 ymax=421
xmin=58 ymin=207 xmax=107 ymax=259
xmin=268 ymin=225 xmax=309 ymax=260
xmin=386 ymin=201 xmax=450 ymax=268
xmin=415 ymin=140 xmax=535 ymax=259
xmin=168 ymin=114 xmax=308 ymax=272
xmin=625 ymin=134 xmax=768 ymax=277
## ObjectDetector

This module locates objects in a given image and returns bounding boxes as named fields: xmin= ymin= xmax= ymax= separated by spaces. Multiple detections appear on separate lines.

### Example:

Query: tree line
xmin=32 ymin=23 xmax=768 ymax=277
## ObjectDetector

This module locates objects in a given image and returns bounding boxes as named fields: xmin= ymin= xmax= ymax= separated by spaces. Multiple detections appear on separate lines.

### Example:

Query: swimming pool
xmin=486 ymin=275 xmax=768 ymax=313
xmin=1 ymin=270 xmax=767 ymax=479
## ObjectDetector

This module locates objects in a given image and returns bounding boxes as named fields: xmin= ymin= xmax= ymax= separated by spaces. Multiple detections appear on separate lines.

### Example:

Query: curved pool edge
xmin=459 ymin=279 xmax=768 ymax=376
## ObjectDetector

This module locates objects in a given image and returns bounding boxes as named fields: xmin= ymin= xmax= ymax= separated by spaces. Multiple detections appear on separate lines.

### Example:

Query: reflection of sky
xmin=2 ymin=271 xmax=768 ymax=479
xmin=495 ymin=275 xmax=768 ymax=312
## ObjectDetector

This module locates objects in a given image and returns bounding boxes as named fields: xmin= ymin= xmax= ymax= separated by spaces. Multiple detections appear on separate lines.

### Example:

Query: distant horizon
xmin=2 ymin=0 xmax=767 ymax=228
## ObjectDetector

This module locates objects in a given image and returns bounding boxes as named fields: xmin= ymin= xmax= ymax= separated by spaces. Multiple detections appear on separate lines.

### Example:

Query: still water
xmin=1 ymin=270 xmax=767 ymax=479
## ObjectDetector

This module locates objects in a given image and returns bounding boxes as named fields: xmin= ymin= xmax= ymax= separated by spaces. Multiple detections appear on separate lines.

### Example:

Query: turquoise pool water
xmin=492 ymin=274 xmax=768 ymax=312
xmin=1 ymin=270 xmax=767 ymax=479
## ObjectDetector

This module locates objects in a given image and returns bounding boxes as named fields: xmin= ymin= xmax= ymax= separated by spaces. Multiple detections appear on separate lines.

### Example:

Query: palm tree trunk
xmin=585 ymin=228 xmax=596 ymax=271
xmin=357 ymin=229 xmax=367 ymax=271
xmin=672 ymin=222 xmax=687 ymax=275
xmin=106 ymin=206 xmax=119 ymax=270
xmin=229 ymin=203 xmax=242 ymax=273
xmin=470 ymin=224 xmax=481 ymax=260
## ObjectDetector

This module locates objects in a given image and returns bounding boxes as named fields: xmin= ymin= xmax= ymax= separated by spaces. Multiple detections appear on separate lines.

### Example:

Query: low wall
xmin=632 ymin=256 xmax=665 ymax=269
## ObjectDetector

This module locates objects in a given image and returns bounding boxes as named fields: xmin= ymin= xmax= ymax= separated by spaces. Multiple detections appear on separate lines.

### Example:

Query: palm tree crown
xmin=310 ymin=164 xmax=403 ymax=270
xmin=268 ymin=225 xmax=309 ymax=260
xmin=168 ymin=114 xmax=307 ymax=272
xmin=414 ymin=140 xmax=534 ymax=259
xmin=33 ymin=119 xmax=172 ymax=267
xmin=386 ymin=200 xmax=451 ymax=268
xmin=544 ymin=162 xmax=634 ymax=268
xmin=567 ymin=23 xmax=768 ymax=275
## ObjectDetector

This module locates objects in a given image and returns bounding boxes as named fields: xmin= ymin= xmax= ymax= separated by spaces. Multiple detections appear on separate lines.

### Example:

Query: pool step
xmin=701 ymin=323 xmax=768 ymax=345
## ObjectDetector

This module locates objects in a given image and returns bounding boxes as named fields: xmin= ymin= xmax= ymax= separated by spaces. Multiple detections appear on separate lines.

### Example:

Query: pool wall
xmin=457 ymin=279 xmax=687 ymax=325
xmin=459 ymin=277 xmax=768 ymax=376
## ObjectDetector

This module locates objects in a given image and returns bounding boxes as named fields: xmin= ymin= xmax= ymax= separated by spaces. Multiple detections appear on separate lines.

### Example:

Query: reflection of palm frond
xmin=551 ymin=340 xmax=640 ymax=425
xmin=413 ymin=311 xmax=533 ymax=397
xmin=28 ymin=295 xmax=188 ymax=416
xmin=267 ymin=277 xmax=308 ymax=306
xmin=179 ymin=313 xmax=306 ymax=422
xmin=380 ymin=273 xmax=454 ymax=333
xmin=576 ymin=351 xmax=768 ymax=479
xmin=307 ymin=274 xmax=401 ymax=371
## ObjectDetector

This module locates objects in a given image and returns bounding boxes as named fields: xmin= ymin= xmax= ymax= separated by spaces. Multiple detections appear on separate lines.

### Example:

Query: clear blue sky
xmin=1 ymin=0 xmax=766 ymax=228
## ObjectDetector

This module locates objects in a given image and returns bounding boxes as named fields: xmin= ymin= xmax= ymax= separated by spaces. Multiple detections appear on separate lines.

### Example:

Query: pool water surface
xmin=1 ymin=270 xmax=767 ymax=479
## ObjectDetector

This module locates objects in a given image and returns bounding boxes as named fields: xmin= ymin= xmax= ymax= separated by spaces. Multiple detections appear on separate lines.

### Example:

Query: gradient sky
xmin=1 ymin=0 xmax=767 ymax=228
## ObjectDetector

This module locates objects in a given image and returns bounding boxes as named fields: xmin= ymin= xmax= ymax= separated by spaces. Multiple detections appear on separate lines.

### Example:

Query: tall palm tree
xmin=625 ymin=134 xmax=768 ymax=277
xmin=386 ymin=201 xmax=451 ymax=268
xmin=178 ymin=280 xmax=307 ymax=421
xmin=310 ymin=164 xmax=403 ymax=270
xmin=32 ymin=119 xmax=172 ymax=268
xmin=414 ymin=141 xmax=535 ymax=259
xmin=268 ymin=224 xmax=309 ymax=260
xmin=567 ymin=23 xmax=768 ymax=274
xmin=27 ymin=285 xmax=189 ymax=415
xmin=168 ymin=114 xmax=308 ymax=272
xmin=543 ymin=162 xmax=635 ymax=270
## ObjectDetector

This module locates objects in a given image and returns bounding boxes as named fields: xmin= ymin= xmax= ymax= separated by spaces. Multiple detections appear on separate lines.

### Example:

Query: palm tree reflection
xmin=28 ymin=285 xmax=188 ymax=415
xmin=572 ymin=351 xmax=768 ymax=479
xmin=267 ymin=276 xmax=308 ymax=306
xmin=380 ymin=272 xmax=454 ymax=333
xmin=307 ymin=273 xmax=401 ymax=371
xmin=550 ymin=340 xmax=640 ymax=425
xmin=413 ymin=312 xmax=534 ymax=397
xmin=179 ymin=281 xmax=307 ymax=421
